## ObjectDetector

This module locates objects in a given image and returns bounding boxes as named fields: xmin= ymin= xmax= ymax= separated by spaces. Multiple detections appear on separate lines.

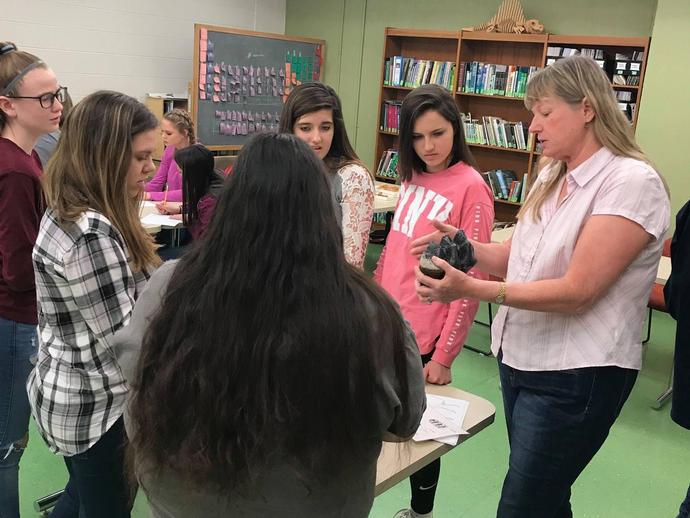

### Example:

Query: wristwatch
xmin=495 ymin=282 xmax=506 ymax=305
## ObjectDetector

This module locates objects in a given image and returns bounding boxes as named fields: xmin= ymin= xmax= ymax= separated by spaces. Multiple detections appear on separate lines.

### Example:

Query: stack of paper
xmin=140 ymin=214 xmax=182 ymax=228
xmin=413 ymin=394 xmax=469 ymax=446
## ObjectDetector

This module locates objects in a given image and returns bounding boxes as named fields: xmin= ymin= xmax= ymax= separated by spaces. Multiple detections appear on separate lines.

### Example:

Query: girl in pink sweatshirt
xmin=374 ymin=84 xmax=494 ymax=518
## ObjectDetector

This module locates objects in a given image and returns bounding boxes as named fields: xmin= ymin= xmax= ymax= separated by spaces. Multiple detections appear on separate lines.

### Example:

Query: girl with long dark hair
xmin=375 ymin=84 xmax=494 ymax=518
xmin=155 ymin=143 xmax=224 ymax=241
xmin=280 ymin=82 xmax=375 ymax=268
xmin=115 ymin=132 xmax=425 ymax=517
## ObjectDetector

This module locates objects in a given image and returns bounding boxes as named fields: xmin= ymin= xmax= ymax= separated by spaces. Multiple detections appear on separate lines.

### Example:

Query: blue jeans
xmin=50 ymin=417 xmax=133 ymax=518
xmin=0 ymin=316 xmax=37 ymax=518
xmin=497 ymin=356 xmax=637 ymax=518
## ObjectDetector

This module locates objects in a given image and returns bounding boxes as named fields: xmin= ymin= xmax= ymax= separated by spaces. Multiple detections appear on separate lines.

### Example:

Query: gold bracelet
xmin=494 ymin=281 xmax=506 ymax=305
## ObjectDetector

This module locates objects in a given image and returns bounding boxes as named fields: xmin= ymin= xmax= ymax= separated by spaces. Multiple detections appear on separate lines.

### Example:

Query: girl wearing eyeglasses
xmin=0 ymin=41 xmax=63 ymax=518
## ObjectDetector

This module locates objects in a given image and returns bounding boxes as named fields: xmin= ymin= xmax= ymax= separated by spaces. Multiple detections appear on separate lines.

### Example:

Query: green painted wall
xmin=286 ymin=0 xmax=658 ymax=169
xmin=636 ymin=0 xmax=690 ymax=226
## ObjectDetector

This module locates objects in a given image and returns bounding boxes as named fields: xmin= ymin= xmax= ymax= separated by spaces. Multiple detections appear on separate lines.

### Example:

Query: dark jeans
xmin=408 ymin=349 xmax=440 ymax=514
xmin=50 ymin=417 xmax=133 ymax=518
xmin=496 ymin=355 xmax=637 ymax=518
xmin=0 ymin=316 xmax=36 ymax=518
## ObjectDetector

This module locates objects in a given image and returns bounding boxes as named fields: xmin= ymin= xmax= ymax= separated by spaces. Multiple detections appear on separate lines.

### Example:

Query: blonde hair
xmin=519 ymin=55 xmax=668 ymax=222
xmin=44 ymin=90 xmax=161 ymax=272
xmin=163 ymin=108 xmax=195 ymax=145
xmin=0 ymin=41 xmax=47 ymax=131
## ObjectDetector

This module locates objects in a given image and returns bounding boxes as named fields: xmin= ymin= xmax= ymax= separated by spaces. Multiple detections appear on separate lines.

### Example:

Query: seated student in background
xmin=27 ymin=90 xmax=161 ymax=518
xmin=34 ymin=89 xmax=72 ymax=167
xmin=279 ymin=82 xmax=375 ymax=268
xmin=155 ymin=144 xmax=225 ymax=241
xmin=114 ymin=132 xmax=426 ymax=518
xmin=144 ymin=108 xmax=194 ymax=202
xmin=0 ymin=40 xmax=64 ymax=518
xmin=413 ymin=56 xmax=670 ymax=517
xmin=374 ymin=84 xmax=494 ymax=518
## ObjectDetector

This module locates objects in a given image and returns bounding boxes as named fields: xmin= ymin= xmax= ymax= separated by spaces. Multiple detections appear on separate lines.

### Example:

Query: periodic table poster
xmin=193 ymin=24 xmax=325 ymax=150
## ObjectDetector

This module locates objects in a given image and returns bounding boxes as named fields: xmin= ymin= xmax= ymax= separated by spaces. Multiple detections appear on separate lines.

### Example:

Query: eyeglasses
xmin=6 ymin=86 xmax=68 ymax=109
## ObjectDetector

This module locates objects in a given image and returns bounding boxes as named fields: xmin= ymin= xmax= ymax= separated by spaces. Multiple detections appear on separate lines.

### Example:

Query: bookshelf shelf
xmin=456 ymin=92 xmax=526 ymax=101
xmin=612 ymin=84 xmax=640 ymax=91
xmin=468 ymin=143 xmax=532 ymax=155
xmin=374 ymin=28 xmax=650 ymax=223
xmin=495 ymin=199 xmax=523 ymax=206
xmin=383 ymin=85 xmax=414 ymax=91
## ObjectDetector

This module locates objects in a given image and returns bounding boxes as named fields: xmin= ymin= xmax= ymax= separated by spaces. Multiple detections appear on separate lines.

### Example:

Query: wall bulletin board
xmin=193 ymin=24 xmax=325 ymax=150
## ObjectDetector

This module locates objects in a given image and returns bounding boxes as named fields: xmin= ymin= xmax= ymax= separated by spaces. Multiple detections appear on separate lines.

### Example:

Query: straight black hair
xmin=397 ymin=84 xmax=478 ymax=182
xmin=175 ymin=144 xmax=224 ymax=227
xmin=128 ymin=132 xmax=412 ymax=491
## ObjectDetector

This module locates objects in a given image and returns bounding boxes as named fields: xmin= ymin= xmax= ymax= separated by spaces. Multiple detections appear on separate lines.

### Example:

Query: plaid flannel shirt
xmin=27 ymin=209 xmax=150 ymax=455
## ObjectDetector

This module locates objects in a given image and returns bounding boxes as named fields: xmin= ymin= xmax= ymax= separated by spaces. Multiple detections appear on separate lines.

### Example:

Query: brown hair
xmin=397 ymin=84 xmax=478 ymax=182
xmin=519 ymin=55 xmax=668 ymax=222
xmin=43 ymin=90 xmax=161 ymax=272
xmin=0 ymin=41 xmax=47 ymax=131
xmin=279 ymin=82 xmax=370 ymax=177
xmin=163 ymin=108 xmax=195 ymax=146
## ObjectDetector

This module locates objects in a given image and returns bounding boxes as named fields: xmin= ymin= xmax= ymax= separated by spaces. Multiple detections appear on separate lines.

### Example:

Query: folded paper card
xmin=413 ymin=394 xmax=469 ymax=446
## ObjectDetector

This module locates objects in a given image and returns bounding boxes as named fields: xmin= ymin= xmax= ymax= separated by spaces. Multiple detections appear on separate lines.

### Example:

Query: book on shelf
xmin=383 ymin=56 xmax=455 ymax=90
xmin=482 ymin=169 xmax=530 ymax=203
xmin=546 ymin=47 xmax=605 ymax=69
xmin=461 ymin=112 xmax=533 ymax=151
xmin=458 ymin=61 xmax=538 ymax=98
xmin=459 ymin=62 xmax=538 ymax=98
xmin=379 ymin=101 xmax=402 ymax=133
xmin=376 ymin=149 xmax=399 ymax=179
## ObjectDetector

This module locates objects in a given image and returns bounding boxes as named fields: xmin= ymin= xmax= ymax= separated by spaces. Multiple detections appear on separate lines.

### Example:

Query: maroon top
xmin=188 ymin=194 xmax=217 ymax=241
xmin=0 ymin=137 xmax=45 ymax=324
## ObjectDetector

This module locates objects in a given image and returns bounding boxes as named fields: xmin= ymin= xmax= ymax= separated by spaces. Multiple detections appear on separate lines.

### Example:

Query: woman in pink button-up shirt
xmin=414 ymin=56 xmax=670 ymax=517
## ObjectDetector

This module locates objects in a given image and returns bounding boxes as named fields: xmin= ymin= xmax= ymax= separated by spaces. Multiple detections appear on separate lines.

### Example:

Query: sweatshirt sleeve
xmin=146 ymin=147 xmax=183 ymax=202
xmin=0 ymin=172 xmax=42 ymax=292
xmin=432 ymin=188 xmax=494 ymax=368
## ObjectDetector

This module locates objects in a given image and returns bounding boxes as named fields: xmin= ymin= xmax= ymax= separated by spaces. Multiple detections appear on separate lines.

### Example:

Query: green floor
xmin=20 ymin=245 xmax=689 ymax=517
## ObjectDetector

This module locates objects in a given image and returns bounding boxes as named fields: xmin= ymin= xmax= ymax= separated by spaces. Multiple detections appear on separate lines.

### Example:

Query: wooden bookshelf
xmin=373 ymin=28 xmax=650 ymax=222
xmin=545 ymin=35 xmax=649 ymax=128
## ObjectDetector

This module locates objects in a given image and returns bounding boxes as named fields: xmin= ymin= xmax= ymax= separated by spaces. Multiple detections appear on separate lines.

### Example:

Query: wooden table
xmin=374 ymin=181 xmax=399 ymax=214
xmin=375 ymin=384 xmax=495 ymax=496
xmin=140 ymin=201 xmax=183 ymax=235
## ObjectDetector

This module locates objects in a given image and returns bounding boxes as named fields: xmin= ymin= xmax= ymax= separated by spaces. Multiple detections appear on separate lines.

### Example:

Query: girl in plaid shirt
xmin=27 ymin=91 xmax=161 ymax=518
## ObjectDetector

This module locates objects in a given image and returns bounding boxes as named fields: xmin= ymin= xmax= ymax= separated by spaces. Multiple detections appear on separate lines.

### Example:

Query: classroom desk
xmin=140 ymin=201 xmax=183 ymax=235
xmin=375 ymin=384 xmax=495 ymax=496
xmin=374 ymin=181 xmax=400 ymax=214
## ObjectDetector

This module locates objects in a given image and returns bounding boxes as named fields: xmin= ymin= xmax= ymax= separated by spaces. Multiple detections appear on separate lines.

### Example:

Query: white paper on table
xmin=412 ymin=394 xmax=470 ymax=445
xmin=140 ymin=214 xmax=182 ymax=228
xmin=140 ymin=201 xmax=157 ymax=209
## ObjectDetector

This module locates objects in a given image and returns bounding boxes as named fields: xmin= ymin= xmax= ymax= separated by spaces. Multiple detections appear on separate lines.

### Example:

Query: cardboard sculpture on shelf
xmin=464 ymin=0 xmax=545 ymax=34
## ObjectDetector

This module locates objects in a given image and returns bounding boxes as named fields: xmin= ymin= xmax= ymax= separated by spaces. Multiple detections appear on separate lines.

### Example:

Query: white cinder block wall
xmin=0 ymin=0 xmax=286 ymax=101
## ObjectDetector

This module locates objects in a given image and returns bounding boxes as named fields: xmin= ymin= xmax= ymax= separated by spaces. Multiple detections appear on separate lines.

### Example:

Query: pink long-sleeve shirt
xmin=375 ymin=161 xmax=494 ymax=367
xmin=145 ymin=145 xmax=182 ymax=202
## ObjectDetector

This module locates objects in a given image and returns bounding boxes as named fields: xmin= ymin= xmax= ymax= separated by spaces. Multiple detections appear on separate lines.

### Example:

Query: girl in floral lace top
xmin=280 ymin=82 xmax=374 ymax=268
